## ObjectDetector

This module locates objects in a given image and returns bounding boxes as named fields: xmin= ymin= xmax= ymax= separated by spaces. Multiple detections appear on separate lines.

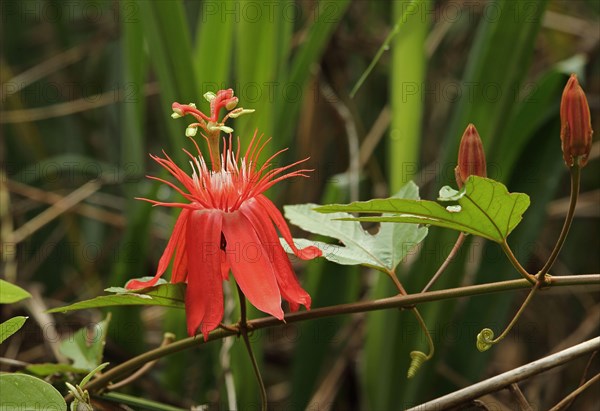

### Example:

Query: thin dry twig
xmin=1 ymin=83 xmax=159 ymax=123
xmin=23 ymin=287 xmax=68 ymax=363
xmin=0 ymin=171 xmax=17 ymax=282
xmin=3 ymin=45 xmax=88 ymax=98
xmin=320 ymin=80 xmax=360 ymax=202
xmin=548 ymin=373 xmax=600 ymax=411
xmin=406 ymin=337 xmax=600 ymax=411
xmin=561 ymin=351 xmax=598 ymax=411
xmin=306 ymin=317 xmax=364 ymax=410
xmin=508 ymin=383 xmax=533 ymax=411
xmin=9 ymin=180 xmax=102 ymax=244
xmin=6 ymin=179 xmax=126 ymax=228
xmin=359 ymin=106 xmax=391 ymax=169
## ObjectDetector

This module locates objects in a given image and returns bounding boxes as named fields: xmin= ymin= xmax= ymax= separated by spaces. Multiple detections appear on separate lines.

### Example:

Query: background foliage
xmin=1 ymin=0 xmax=599 ymax=409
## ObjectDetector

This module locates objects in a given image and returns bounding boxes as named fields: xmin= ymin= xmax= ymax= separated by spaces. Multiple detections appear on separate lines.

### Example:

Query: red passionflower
xmin=127 ymin=133 xmax=321 ymax=339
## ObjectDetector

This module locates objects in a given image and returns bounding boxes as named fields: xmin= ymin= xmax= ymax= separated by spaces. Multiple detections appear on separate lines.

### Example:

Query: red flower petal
xmin=185 ymin=210 xmax=225 ymax=339
xmin=240 ymin=199 xmax=311 ymax=311
xmin=222 ymin=210 xmax=284 ymax=320
xmin=255 ymin=194 xmax=322 ymax=260
xmin=126 ymin=209 xmax=190 ymax=290
xmin=171 ymin=210 xmax=190 ymax=284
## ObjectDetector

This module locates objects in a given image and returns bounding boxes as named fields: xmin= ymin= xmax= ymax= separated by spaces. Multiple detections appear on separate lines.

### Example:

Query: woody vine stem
xmin=67 ymin=274 xmax=599 ymax=400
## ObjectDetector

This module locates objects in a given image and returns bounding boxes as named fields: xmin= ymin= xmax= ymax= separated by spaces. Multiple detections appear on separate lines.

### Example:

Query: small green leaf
xmin=80 ymin=362 xmax=109 ymax=387
xmin=25 ymin=363 xmax=88 ymax=377
xmin=48 ymin=282 xmax=185 ymax=313
xmin=0 ymin=374 xmax=66 ymax=410
xmin=0 ymin=316 xmax=27 ymax=344
xmin=0 ymin=280 xmax=31 ymax=304
xmin=283 ymin=182 xmax=428 ymax=272
xmin=59 ymin=315 xmax=110 ymax=370
xmin=316 ymin=176 xmax=530 ymax=243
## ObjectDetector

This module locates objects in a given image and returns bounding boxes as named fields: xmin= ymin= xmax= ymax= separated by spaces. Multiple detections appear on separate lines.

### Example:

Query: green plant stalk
xmin=237 ymin=285 xmax=267 ymax=411
xmin=490 ymin=282 xmax=541 ymax=346
xmin=411 ymin=308 xmax=434 ymax=360
xmin=389 ymin=0 xmax=428 ymax=190
xmin=501 ymin=240 xmax=536 ymax=284
xmin=69 ymin=274 xmax=599 ymax=399
xmin=95 ymin=392 xmax=186 ymax=411
xmin=422 ymin=233 xmax=466 ymax=293
xmin=349 ymin=0 xmax=420 ymax=98
xmin=387 ymin=269 xmax=435 ymax=376
xmin=538 ymin=164 xmax=581 ymax=279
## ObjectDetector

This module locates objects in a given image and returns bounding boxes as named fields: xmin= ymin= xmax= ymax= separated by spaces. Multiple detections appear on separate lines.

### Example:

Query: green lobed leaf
xmin=316 ymin=176 xmax=529 ymax=243
xmin=282 ymin=182 xmax=428 ymax=272
xmin=0 ymin=316 xmax=27 ymax=344
xmin=48 ymin=281 xmax=185 ymax=314
xmin=59 ymin=315 xmax=111 ymax=371
xmin=0 ymin=374 xmax=66 ymax=410
xmin=0 ymin=280 xmax=31 ymax=304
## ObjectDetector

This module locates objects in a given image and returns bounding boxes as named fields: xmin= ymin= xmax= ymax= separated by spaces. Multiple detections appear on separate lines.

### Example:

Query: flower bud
xmin=560 ymin=74 xmax=593 ymax=167
xmin=455 ymin=123 xmax=487 ymax=188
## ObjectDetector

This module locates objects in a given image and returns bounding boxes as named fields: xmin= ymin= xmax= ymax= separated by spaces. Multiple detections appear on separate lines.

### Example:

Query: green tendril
xmin=476 ymin=328 xmax=495 ymax=352
xmin=407 ymin=351 xmax=428 ymax=378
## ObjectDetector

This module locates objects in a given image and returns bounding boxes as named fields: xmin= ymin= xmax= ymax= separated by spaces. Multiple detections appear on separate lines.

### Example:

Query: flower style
xmin=127 ymin=133 xmax=321 ymax=339
xmin=171 ymin=88 xmax=254 ymax=137
xmin=560 ymin=74 xmax=593 ymax=167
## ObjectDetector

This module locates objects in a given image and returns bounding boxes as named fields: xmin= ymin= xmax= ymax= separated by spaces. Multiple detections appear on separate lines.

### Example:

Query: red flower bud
xmin=560 ymin=74 xmax=593 ymax=167
xmin=455 ymin=123 xmax=487 ymax=188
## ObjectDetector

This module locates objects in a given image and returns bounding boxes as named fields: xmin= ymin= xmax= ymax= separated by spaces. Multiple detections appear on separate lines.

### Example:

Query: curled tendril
xmin=407 ymin=351 xmax=428 ymax=378
xmin=476 ymin=328 xmax=495 ymax=352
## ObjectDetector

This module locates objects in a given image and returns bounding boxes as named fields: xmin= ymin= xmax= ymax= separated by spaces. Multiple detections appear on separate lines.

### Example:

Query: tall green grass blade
xmin=363 ymin=1 xmax=430 ymax=408
xmin=137 ymin=0 xmax=198 ymax=155
xmin=194 ymin=0 xmax=234 ymax=92
xmin=389 ymin=0 xmax=429 ymax=190
xmin=234 ymin=1 xmax=279 ymax=143
xmin=389 ymin=0 xmax=551 ymax=404
xmin=350 ymin=0 xmax=420 ymax=98
xmin=107 ymin=0 xmax=150 ymax=354
xmin=441 ymin=0 xmax=549 ymax=181
xmin=288 ymin=177 xmax=359 ymax=409
xmin=275 ymin=0 xmax=351 ymax=144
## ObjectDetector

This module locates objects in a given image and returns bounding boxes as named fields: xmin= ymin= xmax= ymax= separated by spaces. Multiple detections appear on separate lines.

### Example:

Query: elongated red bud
xmin=455 ymin=123 xmax=487 ymax=188
xmin=560 ymin=74 xmax=593 ymax=167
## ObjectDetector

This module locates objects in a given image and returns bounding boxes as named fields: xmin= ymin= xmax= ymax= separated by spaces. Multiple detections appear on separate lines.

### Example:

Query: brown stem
xmin=68 ymin=274 xmax=600 ymax=398
xmin=106 ymin=333 xmax=175 ymax=391
xmin=538 ymin=164 xmax=581 ymax=279
xmin=237 ymin=284 xmax=267 ymax=411
xmin=548 ymin=372 xmax=600 ymax=411
xmin=422 ymin=232 xmax=466 ymax=293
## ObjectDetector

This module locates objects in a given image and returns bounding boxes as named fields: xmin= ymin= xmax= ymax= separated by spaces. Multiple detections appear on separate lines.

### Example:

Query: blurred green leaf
xmin=59 ymin=315 xmax=110 ymax=370
xmin=0 ymin=316 xmax=27 ymax=344
xmin=284 ymin=181 xmax=427 ymax=271
xmin=317 ymin=176 xmax=530 ymax=243
xmin=25 ymin=363 xmax=88 ymax=377
xmin=48 ymin=283 xmax=185 ymax=313
xmin=99 ymin=392 xmax=187 ymax=411
xmin=0 ymin=280 xmax=31 ymax=304
xmin=0 ymin=374 xmax=66 ymax=410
